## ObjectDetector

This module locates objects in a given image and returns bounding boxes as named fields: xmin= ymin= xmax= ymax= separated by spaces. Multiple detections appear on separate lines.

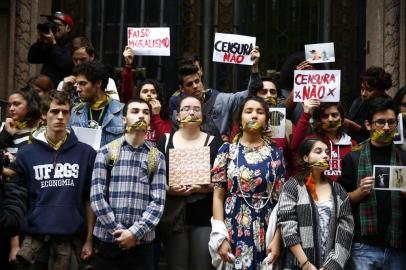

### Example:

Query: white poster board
xmin=393 ymin=113 xmax=404 ymax=144
xmin=212 ymin=33 xmax=256 ymax=65
xmin=373 ymin=165 xmax=406 ymax=191
xmin=268 ymin=108 xmax=286 ymax=139
xmin=304 ymin=42 xmax=336 ymax=63
xmin=71 ymin=126 xmax=102 ymax=150
xmin=127 ymin=27 xmax=170 ymax=56
xmin=293 ymin=70 xmax=341 ymax=102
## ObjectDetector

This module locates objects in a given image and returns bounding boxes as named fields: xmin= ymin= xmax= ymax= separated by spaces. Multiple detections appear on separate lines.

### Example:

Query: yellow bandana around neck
xmin=14 ymin=120 xmax=28 ymax=130
xmin=45 ymin=132 xmax=68 ymax=150
xmin=90 ymin=95 xmax=110 ymax=110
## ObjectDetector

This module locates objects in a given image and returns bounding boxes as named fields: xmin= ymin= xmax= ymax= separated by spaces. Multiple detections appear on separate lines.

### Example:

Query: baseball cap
xmin=41 ymin=11 xmax=74 ymax=28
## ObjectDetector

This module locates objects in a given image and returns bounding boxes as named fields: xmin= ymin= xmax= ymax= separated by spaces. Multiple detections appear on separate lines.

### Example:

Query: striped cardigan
xmin=277 ymin=177 xmax=354 ymax=270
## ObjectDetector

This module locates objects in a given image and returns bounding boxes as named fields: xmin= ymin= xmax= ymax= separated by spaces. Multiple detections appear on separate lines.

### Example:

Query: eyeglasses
xmin=180 ymin=106 xmax=201 ymax=112
xmin=372 ymin=119 xmax=397 ymax=127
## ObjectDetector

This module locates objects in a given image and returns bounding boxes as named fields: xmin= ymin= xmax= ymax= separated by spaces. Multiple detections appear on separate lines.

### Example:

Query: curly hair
xmin=361 ymin=66 xmax=392 ymax=92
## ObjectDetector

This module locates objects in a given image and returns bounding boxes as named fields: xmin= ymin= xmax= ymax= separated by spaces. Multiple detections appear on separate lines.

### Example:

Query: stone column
xmin=383 ymin=0 xmax=400 ymax=95
xmin=8 ymin=0 xmax=52 ymax=94
xmin=366 ymin=0 xmax=404 ymax=96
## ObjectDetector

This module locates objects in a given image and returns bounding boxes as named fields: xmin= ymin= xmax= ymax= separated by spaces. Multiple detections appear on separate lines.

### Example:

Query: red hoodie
xmin=290 ymin=112 xmax=357 ymax=181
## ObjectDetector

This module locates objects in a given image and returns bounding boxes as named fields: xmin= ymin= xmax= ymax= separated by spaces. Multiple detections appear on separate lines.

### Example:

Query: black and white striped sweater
xmin=277 ymin=177 xmax=354 ymax=270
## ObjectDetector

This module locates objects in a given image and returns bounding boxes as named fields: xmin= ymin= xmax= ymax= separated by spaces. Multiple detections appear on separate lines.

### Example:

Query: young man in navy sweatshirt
xmin=15 ymin=90 xmax=97 ymax=270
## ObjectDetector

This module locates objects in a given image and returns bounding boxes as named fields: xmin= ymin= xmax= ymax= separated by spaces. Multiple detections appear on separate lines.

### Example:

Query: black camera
xmin=37 ymin=21 xmax=58 ymax=35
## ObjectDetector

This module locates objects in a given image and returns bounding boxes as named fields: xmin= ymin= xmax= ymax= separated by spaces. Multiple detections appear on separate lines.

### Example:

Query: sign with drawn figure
xmin=393 ymin=113 xmax=404 ymax=144
xmin=305 ymin=42 xmax=335 ymax=63
xmin=168 ymin=147 xmax=211 ymax=186
xmin=293 ymin=70 xmax=341 ymax=102
xmin=212 ymin=33 xmax=256 ymax=65
xmin=373 ymin=165 xmax=406 ymax=191
xmin=127 ymin=27 xmax=170 ymax=56
xmin=267 ymin=108 xmax=286 ymax=139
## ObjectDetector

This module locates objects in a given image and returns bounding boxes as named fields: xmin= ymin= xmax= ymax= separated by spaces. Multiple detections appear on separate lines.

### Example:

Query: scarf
xmin=357 ymin=140 xmax=403 ymax=247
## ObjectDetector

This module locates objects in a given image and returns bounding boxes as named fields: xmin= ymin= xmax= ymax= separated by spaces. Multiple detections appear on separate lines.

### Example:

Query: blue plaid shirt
xmin=90 ymin=137 xmax=166 ymax=243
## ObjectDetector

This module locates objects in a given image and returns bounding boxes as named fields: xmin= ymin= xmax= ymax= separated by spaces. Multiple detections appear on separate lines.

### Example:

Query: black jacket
xmin=0 ymin=180 xmax=27 ymax=236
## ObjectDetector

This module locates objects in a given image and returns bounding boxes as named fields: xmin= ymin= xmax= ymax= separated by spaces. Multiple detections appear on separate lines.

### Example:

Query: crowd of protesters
xmin=0 ymin=10 xmax=405 ymax=270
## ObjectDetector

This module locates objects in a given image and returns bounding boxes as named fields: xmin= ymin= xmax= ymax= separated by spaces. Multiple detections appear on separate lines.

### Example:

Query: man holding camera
xmin=28 ymin=11 xmax=75 ymax=87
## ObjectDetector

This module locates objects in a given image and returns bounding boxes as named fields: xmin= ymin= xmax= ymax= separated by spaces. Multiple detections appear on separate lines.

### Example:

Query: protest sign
xmin=168 ymin=147 xmax=211 ymax=186
xmin=293 ymin=70 xmax=341 ymax=102
xmin=374 ymin=165 xmax=406 ymax=191
xmin=305 ymin=42 xmax=335 ymax=63
xmin=267 ymin=108 xmax=286 ymax=139
xmin=71 ymin=126 xmax=102 ymax=150
xmin=212 ymin=33 xmax=256 ymax=65
xmin=127 ymin=27 xmax=170 ymax=56
xmin=393 ymin=113 xmax=404 ymax=144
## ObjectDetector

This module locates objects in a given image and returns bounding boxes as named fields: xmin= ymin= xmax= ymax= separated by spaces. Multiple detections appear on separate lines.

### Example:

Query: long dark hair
xmin=136 ymin=78 xmax=169 ymax=120
xmin=393 ymin=85 xmax=406 ymax=114
xmin=9 ymin=86 xmax=41 ymax=127
xmin=296 ymin=138 xmax=329 ymax=200
xmin=312 ymin=102 xmax=346 ymax=138
xmin=232 ymin=96 xmax=270 ymax=142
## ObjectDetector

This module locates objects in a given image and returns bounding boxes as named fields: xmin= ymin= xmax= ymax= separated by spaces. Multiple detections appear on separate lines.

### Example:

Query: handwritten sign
xmin=169 ymin=147 xmax=210 ymax=186
xmin=127 ymin=27 xmax=170 ymax=56
xmin=293 ymin=70 xmax=341 ymax=102
xmin=212 ymin=33 xmax=256 ymax=65
xmin=268 ymin=108 xmax=286 ymax=139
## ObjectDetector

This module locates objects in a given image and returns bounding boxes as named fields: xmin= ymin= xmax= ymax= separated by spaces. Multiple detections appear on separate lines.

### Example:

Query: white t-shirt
xmin=57 ymin=77 xmax=120 ymax=101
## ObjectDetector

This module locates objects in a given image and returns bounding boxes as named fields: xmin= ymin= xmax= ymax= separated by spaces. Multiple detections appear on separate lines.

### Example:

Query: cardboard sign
xmin=393 ymin=113 xmax=404 ymax=144
xmin=305 ymin=42 xmax=335 ymax=63
xmin=268 ymin=108 xmax=286 ymax=139
xmin=212 ymin=33 xmax=256 ymax=65
xmin=127 ymin=27 xmax=170 ymax=56
xmin=168 ymin=147 xmax=211 ymax=186
xmin=293 ymin=70 xmax=341 ymax=102
xmin=373 ymin=165 xmax=406 ymax=191
xmin=71 ymin=126 xmax=102 ymax=150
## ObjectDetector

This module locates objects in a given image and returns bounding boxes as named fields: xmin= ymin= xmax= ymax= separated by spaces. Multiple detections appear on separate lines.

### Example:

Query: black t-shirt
xmin=340 ymin=144 xmax=397 ymax=247
xmin=88 ymin=103 xmax=109 ymax=127
xmin=157 ymin=132 xmax=224 ymax=226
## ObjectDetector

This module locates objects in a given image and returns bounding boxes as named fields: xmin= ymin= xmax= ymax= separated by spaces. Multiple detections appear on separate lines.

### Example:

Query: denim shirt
xmin=69 ymin=99 xmax=125 ymax=147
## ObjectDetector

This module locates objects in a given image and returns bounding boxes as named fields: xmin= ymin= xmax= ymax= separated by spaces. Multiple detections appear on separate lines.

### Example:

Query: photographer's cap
xmin=41 ymin=11 xmax=74 ymax=28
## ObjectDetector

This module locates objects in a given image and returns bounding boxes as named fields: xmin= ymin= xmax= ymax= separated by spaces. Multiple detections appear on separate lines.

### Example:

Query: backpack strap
xmin=147 ymin=147 xmax=159 ymax=181
xmin=104 ymin=137 xmax=123 ymax=203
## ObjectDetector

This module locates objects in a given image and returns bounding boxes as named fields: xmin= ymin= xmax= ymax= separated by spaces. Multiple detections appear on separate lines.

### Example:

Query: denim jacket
xmin=69 ymin=99 xmax=125 ymax=147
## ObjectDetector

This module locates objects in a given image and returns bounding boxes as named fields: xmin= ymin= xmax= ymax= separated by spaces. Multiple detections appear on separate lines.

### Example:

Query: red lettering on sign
xmin=223 ymin=53 xmax=245 ymax=63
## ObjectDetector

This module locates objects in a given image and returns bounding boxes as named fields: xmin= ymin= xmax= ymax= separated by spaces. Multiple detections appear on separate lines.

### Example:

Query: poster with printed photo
xmin=393 ymin=113 xmax=404 ymax=144
xmin=168 ymin=147 xmax=211 ymax=186
xmin=373 ymin=165 xmax=406 ymax=191
xmin=268 ymin=108 xmax=286 ymax=139
xmin=304 ymin=42 xmax=335 ymax=63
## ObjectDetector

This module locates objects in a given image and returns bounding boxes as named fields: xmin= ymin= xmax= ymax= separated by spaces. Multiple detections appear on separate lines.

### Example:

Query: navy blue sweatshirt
xmin=16 ymin=129 xmax=96 ymax=235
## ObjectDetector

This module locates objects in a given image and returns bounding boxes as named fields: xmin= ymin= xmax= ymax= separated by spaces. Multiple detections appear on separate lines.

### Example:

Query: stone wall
xmin=0 ymin=0 xmax=52 ymax=99
xmin=366 ymin=0 xmax=405 ymax=96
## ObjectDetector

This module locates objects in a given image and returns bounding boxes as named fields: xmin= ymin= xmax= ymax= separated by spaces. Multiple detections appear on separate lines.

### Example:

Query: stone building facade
xmin=0 ymin=0 xmax=405 ymax=104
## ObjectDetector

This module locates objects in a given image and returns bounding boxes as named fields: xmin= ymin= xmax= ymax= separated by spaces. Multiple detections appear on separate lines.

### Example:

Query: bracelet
xmin=300 ymin=259 xmax=309 ymax=268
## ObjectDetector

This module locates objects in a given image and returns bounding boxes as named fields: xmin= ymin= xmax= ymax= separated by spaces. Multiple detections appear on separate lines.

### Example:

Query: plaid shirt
xmin=90 ymin=138 xmax=166 ymax=243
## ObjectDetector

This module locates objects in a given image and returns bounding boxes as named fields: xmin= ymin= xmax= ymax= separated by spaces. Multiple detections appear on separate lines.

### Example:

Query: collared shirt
xmin=90 ymin=137 xmax=166 ymax=243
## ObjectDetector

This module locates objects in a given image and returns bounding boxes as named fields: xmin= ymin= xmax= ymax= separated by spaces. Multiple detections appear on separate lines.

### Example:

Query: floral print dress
xmin=212 ymin=142 xmax=285 ymax=270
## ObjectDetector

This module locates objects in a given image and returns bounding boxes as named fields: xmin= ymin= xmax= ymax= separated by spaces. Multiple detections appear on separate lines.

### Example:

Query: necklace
xmin=235 ymin=141 xmax=276 ymax=211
